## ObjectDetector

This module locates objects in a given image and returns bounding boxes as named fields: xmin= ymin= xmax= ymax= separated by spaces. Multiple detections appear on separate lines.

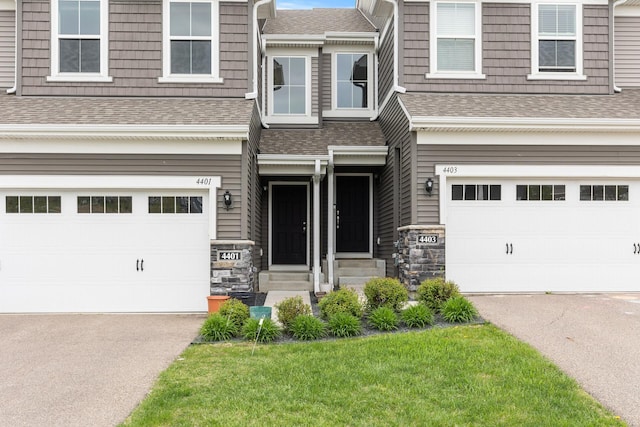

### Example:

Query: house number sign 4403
xmin=418 ymin=235 xmax=438 ymax=244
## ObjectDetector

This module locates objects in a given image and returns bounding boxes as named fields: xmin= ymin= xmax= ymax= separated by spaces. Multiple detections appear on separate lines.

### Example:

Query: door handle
xmin=136 ymin=259 xmax=145 ymax=271
xmin=506 ymin=243 xmax=514 ymax=255
xmin=302 ymin=221 xmax=306 ymax=233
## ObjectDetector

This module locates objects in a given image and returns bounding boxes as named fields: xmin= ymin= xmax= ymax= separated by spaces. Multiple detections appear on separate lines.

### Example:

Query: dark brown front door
xmin=272 ymin=185 xmax=307 ymax=265
xmin=336 ymin=175 xmax=370 ymax=253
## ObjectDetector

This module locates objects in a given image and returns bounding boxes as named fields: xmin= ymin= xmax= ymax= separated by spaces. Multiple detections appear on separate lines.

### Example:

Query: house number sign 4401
xmin=218 ymin=251 xmax=241 ymax=261
xmin=418 ymin=235 xmax=438 ymax=244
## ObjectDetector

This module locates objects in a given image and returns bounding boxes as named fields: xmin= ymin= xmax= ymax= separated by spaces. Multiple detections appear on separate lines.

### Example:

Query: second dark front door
xmin=336 ymin=175 xmax=370 ymax=254
xmin=272 ymin=185 xmax=307 ymax=265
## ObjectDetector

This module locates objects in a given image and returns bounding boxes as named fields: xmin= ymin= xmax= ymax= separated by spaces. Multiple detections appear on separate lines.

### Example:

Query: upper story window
xmin=160 ymin=0 xmax=222 ymax=83
xmin=529 ymin=3 xmax=585 ymax=80
xmin=272 ymin=56 xmax=307 ymax=115
xmin=48 ymin=0 xmax=111 ymax=82
xmin=336 ymin=53 xmax=369 ymax=109
xmin=428 ymin=1 xmax=484 ymax=79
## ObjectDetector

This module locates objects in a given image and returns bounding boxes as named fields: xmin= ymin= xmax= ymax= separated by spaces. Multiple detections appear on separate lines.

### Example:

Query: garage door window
xmin=6 ymin=196 xmax=61 ymax=213
xmin=580 ymin=185 xmax=629 ymax=201
xmin=451 ymin=184 xmax=501 ymax=201
xmin=148 ymin=196 xmax=203 ymax=214
xmin=516 ymin=185 xmax=565 ymax=201
xmin=77 ymin=196 xmax=133 ymax=213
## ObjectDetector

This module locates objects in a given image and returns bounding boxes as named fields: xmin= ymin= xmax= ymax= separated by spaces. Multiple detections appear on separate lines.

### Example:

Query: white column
xmin=313 ymin=160 xmax=322 ymax=293
xmin=327 ymin=152 xmax=335 ymax=289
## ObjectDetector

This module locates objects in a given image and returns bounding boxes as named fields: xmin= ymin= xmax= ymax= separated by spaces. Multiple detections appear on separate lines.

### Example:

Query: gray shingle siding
xmin=402 ymin=2 xmax=611 ymax=94
xmin=20 ymin=0 xmax=249 ymax=97
xmin=0 ymin=10 xmax=15 ymax=88
xmin=615 ymin=16 xmax=640 ymax=87
xmin=378 ymin=17 xmax=395 ymax=100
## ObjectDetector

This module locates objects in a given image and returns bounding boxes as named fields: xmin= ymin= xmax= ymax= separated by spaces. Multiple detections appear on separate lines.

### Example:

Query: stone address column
xmin=210 ymin=240 xmax=255 ymax=295
xmin=396 ymin=225 xmax=445 ymax=291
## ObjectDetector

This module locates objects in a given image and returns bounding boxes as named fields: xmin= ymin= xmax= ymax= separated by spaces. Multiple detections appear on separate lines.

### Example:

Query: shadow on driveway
xmin=0 ymin=314 xmax=205 ymax=427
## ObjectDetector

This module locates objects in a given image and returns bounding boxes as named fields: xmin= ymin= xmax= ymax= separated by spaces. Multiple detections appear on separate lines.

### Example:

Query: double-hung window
xmin=428 ymin=1 xmax=484 ymax=79
xmin=49 ymin=0 xmax=110 ymax=81
xmin=271 ymin=57 xmax=307 ymax=115
xmin=336 ymin=53 xmax=369 ymax=109
xmin=161 ymin=0 xmax=222 ymax=83
xmin=530 ymin=3 xmax=585 ymax=80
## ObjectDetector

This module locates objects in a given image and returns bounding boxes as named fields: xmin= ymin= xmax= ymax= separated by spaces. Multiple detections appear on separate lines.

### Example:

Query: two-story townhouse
xmin=361 ymin=0 xmax=640 ymax=293
xmin=0 ymin=0 xmax=276 ymax=312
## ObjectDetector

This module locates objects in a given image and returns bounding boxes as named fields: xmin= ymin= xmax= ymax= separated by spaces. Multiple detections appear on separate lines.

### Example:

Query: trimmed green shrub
xmin=417 ymin=277 xmax=461 ymax=312
xmin=328 ymin=313 xmax=362 ymax=338
xmin=441 ymin=296 xmax=478 ymax=323
xmin=364 ymin=277 xmax=409 ymax=312
xmin=275 ymin=296 xmax=311 ymax=330
xmin=242 ymin=318 xmax=281 ymax=343
xmin=401 ymin=304 xmax=435 ymax=328
xmin=318 ymin=288 xmax=363 ymax=319
xmin=219 ymin=298 xmax=250 ymax=330
xmin=289 ymin=315 xmax=326 ymax=340
xmin=368 ymin=307 xmax=399 ymax=331
xmin=200 ymin=313 xmax=238 ymax=341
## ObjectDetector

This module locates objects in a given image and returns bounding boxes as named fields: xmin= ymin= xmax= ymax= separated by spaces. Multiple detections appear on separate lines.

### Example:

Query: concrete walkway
xmin=469 ymin=293 xmax=640 ymax=427
xmin=0 ymin=314 xmax=205 ymax=427
xmin=264 ymin=291 xmax=312 ymax=324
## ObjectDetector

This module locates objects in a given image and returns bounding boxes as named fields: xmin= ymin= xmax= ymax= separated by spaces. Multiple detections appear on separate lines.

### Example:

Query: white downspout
xmin=246 ymin=0 xmax=272 ymax=100
xmin=327 ymin=149 xmax=335 ymax=289
xmin=313 ymin=159 xmax=322 ymax=294
xmin=6 ymin=0 xmax=17 ymax=94
xmin=382 ymin=0 xmax=406 ymax=93
xmin=612 ymin=0 xmax=629 ymax=93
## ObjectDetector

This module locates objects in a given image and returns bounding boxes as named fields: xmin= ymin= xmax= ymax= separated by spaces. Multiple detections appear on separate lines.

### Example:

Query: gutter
xmin=245 ymin=0 xmax=273 ymax=100
xmin=382 ymin=0 xmax=406 ymax=94
xmin=612 ymin=0 xmax=629 ymax=93
xmin=6 ymin=0 xmax=17 ymax=94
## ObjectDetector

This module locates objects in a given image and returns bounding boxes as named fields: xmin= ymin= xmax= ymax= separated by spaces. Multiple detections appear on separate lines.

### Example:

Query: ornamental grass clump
xmin=275 ymin=296 xmax=311 ymax=331
xmin=401 ymin=304 xmax=435 ymax=328
xmin=218 ymin=298 xmax=249 ymax=330
xmin=242 ymin=318 xmax=281 ymax=343
xmin=368 ymin=307 xmax=399 ymax=331
xmin=200 ymin=313 xmax=238 ymax=341
xmin=318 ymin=288 xmax=364 ymax=319
xmin=441 ymin=296 xmax=478 ymax=323
xmin=417 ymin=277 xmax=461 ymax=312
xmin=328 ymin=313 xmax=362 ymax=338
xmin=289 ymin=315 xmax=326 ymax=341
xmin=363 ymin=277 xmax=409 ymax=312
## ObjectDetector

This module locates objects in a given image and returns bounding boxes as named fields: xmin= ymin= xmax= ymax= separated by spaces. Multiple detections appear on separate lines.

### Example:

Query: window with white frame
xmin=49 ymin=0 xmax=110 ymax=81
xmin=272 ymin=57 xmax=307 ymax=115
xmin=160 ymin=0 xmax=221 ymax=83
xmin=336 ymin=53 xmax=369 ymax=109
xmin=530 ymin=3 xmax=584 ymax=79
xmin=428 ymin=1 xmax=484 ymax=78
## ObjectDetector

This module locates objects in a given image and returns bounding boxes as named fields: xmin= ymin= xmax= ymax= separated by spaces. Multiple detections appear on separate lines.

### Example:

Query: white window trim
xmin=48 ymin=0 xmax=112 ymax=82
xmin=426 ymin=0 xmax=485 ymax=80
xmin=266 ymin=55 xmax=313 ymax=124
xmin=528 ymin=2 xmax=586 ymax=81
xmin=159 ymin=0 xmax=223 ymax=84
xmin=331 ymin=51 xmax=374 ymax=114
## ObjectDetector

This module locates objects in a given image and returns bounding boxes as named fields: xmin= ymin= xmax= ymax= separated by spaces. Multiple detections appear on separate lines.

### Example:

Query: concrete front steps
xmin=258 ymin=271 xmax=315 ymax=292
xmin=331 ymin=259 xmax=386 ymax=287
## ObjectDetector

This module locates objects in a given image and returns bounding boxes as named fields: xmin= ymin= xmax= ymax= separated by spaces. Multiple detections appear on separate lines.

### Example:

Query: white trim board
xmin=414 ymin=127 xmax=640 ymax=141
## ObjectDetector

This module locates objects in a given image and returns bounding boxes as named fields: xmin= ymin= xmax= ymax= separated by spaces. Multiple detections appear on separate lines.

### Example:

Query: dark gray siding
xmin=378 ymin=17 xmax=395 ymax=100
xmin=0 ymin=9 xmax=14 ymax=88
xmin=321 ymin=52 xmax=331 ymax=111
xmin=0 ymin=153 xmax=243 ymax=239
xmin=417 ymin=144 xmax=640 ymax=224
xmin=247 ymin=103 xmax=263 ymax=269
xmin=377 ymin=94 xmax=413 ymax=276
xmin=615 ymin=16 xmax=640 ymax=87
xmin=20 ymin=0 xmax=249 ymax=97
xmin=312 ymin=55 xmax=319 ymax=117
xmin=402 ymin=2 xmax=611 ymax=94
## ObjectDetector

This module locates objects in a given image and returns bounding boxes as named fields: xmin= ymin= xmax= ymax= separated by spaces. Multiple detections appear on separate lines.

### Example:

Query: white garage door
xmin=0 ymin=190 xmax=210 ymax=312
xmin=446 ymin=179 xmax=640 ymax=293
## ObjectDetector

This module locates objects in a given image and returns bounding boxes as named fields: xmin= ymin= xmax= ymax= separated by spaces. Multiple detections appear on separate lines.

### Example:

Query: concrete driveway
xmin=0 ymin=314 xmax=205 ymax=427
xmin=469 ymin=293 xmax=640 ymax=427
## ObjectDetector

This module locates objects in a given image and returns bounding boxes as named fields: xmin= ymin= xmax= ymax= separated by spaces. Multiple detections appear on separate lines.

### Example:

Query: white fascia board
xmin=435 ymin=164 xmax=640 ymax=179
xmin=329 ymin=145 xmax=389 ymax=166
xmin=0 ymin=0 xmax=15 ymax=10
xmin=410 ymin=117 xmax=640 ymax=133
xmin=258 ymin=155 xmax=329 ymax=175
xmin=0 ymin=175 xmax=222 ymax=190
xmin=615 ymin=5 xmax=640 ymax=16
xmin=325 ymin=32 xmax=379 ymax=43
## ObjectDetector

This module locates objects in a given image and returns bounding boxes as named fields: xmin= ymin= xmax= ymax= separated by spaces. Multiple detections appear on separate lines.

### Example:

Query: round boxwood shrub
xmin=275 ymin=296 xmax=311 ymax=330
xmin=363 ymin=277 xmax=409 ymax=312
xmin=318 ymin=288 xmax=363 ymax=319
xmin=200 ymin=313 xmax=238 ymax=341
xmin=289 ymin=315 xmax=326 ymax=340
xmin=242 ymin=318 xmax=281 ymax=343
xmin=416 ymin=277 xmax=460 ymax=312
xmin=368 ymin=307 xmax=399 ymax=331
xmin=328 ymin=313 xmax=362 ymax=338
xmin=401 ymin=304 xmax=434 ymax=328
xmin=219 ymin=298 xmax=249 ymax=330
xmin=441 ymin=296 xmax=478 ymax=323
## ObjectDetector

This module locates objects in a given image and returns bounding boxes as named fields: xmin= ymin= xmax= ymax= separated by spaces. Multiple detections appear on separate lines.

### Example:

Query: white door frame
xmin=335 ymin=173 xmax=374 ymax=259
xmin=268 ymin=181 xmax=310 ymax=271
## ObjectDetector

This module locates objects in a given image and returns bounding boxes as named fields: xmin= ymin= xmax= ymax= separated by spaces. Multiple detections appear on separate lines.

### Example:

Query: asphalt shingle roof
xmin=263 ymin=9 xmax=376 ymax=35
xmin=259 ymin=121 xmax=386 ymax=155
xmin=399 ymin=90 xmax=640 ymax=120
xmin=0 ymin=94 xmax=254 ymax=126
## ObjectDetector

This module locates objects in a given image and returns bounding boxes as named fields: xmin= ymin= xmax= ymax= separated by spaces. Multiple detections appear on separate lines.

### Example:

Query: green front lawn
xmin=121 ymin=324 xmax=624 ymax=426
